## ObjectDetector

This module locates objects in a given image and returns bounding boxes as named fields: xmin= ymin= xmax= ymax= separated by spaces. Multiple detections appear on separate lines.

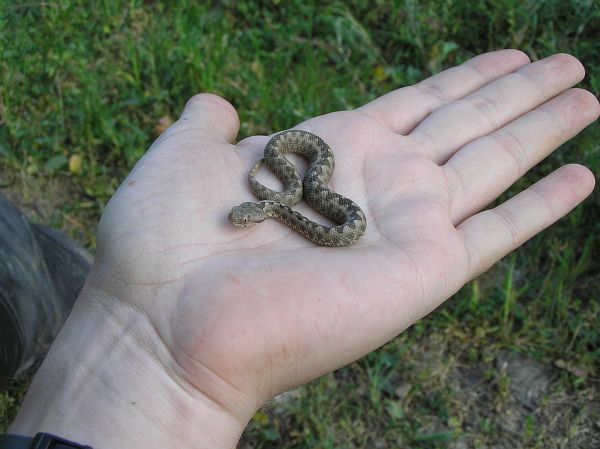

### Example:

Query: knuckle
xmin=414 ymin=81 xmax=448 ymax=107
xmin=493 ymin=207 xmax=520 ymax=246
xmin=490 ymin=130 xmax=528 ymax=175
xmin=467 ymin=94 xmax=502 ymax=129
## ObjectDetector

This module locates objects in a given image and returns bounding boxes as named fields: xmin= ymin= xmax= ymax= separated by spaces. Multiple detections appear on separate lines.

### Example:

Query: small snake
xmin=228 ymin=130 xmax=367 ymax=246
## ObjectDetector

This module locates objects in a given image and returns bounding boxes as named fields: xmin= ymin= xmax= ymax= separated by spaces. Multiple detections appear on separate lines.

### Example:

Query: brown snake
xmin=228 ymin=130 xmax=367 ymax=246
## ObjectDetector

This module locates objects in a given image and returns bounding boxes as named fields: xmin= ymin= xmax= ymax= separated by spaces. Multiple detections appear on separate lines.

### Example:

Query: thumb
xmin=178 ymin=93 xmax=240 ymax=143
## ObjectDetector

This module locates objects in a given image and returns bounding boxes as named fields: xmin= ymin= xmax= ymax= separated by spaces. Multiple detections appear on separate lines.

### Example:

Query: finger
xmin=411 ymin=53 xmax=586 ymax=163
xmin=358 ymin=49 xmax=530 ymax=134
xmin=175 ymin=93 xmax=240 ymax=143
xmin=445 ymin=88 xmax=600 ymax=224
xmin=458 ymin=164 xmax=595 ymax=280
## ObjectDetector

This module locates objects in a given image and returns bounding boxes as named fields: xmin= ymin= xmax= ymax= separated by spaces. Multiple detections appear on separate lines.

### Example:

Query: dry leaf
xmin=154 ymin=115 xmax=174 ymax=136
xmin=69 ymin=154 xmax=82 ymax=175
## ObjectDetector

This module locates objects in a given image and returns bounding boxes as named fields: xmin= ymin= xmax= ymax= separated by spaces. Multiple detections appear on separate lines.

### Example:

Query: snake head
xmin=228 ymin=202 xmax=267 ymax=227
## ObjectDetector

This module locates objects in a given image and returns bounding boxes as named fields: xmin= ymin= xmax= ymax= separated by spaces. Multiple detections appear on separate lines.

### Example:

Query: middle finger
xmin=410 ymin=53 xmax=585 ymax=163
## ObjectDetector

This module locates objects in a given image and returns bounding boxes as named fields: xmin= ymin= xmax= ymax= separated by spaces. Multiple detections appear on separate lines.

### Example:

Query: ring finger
xmin=444 ymin=87 xmax=600 ymax=224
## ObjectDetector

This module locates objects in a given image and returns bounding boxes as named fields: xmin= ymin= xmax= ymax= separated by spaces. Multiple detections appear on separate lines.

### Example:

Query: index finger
xmin=358 ymin=50 xmax=531 ymax=134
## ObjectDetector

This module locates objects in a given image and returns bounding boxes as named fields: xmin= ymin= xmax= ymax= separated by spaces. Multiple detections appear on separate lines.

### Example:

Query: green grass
xmin=1 ymin=0 xmax=599 ymax=447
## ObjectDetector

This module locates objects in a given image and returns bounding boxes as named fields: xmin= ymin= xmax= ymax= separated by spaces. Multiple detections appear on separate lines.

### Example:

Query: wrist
xmin=9 ymin=282 xmax=247 ymax=449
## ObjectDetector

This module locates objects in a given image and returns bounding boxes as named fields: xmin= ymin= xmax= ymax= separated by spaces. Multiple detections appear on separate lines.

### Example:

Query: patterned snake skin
xmin=228 ymin=130 xmax=367 ymax=246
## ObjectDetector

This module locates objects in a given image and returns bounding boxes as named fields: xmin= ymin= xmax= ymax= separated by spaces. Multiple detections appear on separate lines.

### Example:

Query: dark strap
xmin=0 ymin=433 xmax=92 ymax=449
xmin=0 ymin=435 xmax=29 ymax=449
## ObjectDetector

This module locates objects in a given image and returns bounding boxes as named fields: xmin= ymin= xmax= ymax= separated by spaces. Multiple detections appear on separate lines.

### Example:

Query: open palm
xmin=91 ymin=50 xmax=598 ymax=422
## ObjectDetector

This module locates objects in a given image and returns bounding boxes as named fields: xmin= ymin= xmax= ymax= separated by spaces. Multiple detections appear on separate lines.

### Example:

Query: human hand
xmin=12 ymin=50 xmax=598 ymax=449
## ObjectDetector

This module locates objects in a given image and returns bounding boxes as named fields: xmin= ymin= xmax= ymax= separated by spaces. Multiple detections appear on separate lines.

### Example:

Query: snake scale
xmin=228 ymin=130 xmax=367 ymax=246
